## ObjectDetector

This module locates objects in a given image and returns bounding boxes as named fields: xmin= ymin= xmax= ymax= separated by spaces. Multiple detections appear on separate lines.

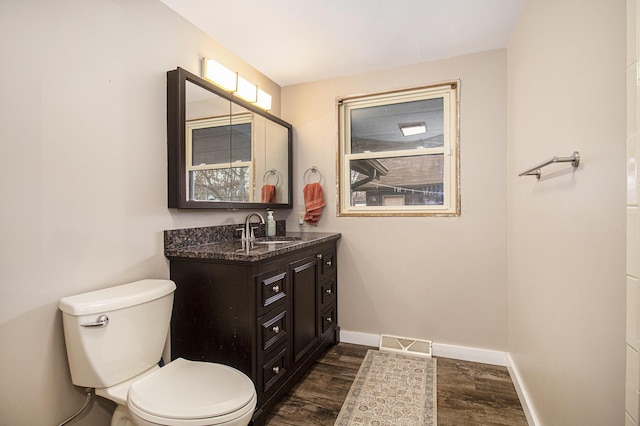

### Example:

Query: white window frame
xmin=337 ymin=82 xmax=460 ymax=216
xmin=185 ymin=113 xmax=254 ymax=202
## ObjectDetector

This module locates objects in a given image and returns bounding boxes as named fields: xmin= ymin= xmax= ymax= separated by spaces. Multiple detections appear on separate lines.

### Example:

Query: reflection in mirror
xmin=258 ymin=116 xmax=289 ymax=203
xmin=167 ymin=67 xmax=292 ymax=209
xmin=185 ymin=85 xmax=252 ymax=202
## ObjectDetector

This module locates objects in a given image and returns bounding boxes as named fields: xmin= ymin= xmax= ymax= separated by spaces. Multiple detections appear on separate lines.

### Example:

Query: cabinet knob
xmin=272 ymin=325 xmax=280 ymax=334
xmin=326 ymin=317 xmax=332 ymax=323
xmin=272 ymin=285 xmax=280 ymax=293
xmin=325 ymin=288 xmax=332 ymax=295
xmin=316 ymin=254 xmax=323 ymax=260
xmin=326 ymin=260 xmax=332 ymax=267
xmin=272 ymin=366 xmax=280 ymax=374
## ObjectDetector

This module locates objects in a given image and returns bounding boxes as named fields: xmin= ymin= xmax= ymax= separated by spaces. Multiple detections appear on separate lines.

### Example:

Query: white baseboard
xmin=431 ymin=342 xmax=507 ymax=366
xmin=340 ymin=330 xmax=381 ymax=347
xmin=507 ymin=353 xmax=540 ymax=426
xmin=339 ymin=330 xmax=507 ymax=366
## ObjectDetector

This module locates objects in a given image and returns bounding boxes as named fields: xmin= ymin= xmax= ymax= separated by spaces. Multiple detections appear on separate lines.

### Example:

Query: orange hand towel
xmin=303 ymin=183 xmax=326 ymax=225
xmin=261 ymin=184 xmax=276 ymax=203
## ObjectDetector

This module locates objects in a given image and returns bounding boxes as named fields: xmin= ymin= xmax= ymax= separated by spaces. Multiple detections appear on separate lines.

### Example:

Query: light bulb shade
xmin=202 ymin=58 xmax=237 ymax=91
xmin=255 ymin=88 xmax=272 ymax=110
xmin=235 ymin=76 xmax=257 ymax=103
xmin=201 ymin=58 xmax=271 ymax=110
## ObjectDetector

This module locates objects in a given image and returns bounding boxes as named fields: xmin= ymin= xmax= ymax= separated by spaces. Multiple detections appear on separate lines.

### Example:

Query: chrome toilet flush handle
xmin=81 ymin=315 xmax=109 ymax=328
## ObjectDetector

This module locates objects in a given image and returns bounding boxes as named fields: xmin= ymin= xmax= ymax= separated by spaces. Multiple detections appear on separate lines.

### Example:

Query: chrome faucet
xmin=243 ymin=212 xmax=265 ymax=242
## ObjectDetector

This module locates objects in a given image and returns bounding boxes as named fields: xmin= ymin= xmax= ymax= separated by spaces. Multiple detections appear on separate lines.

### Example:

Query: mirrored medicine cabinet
xmin=167 ymin=67 xmax=293 ymax=209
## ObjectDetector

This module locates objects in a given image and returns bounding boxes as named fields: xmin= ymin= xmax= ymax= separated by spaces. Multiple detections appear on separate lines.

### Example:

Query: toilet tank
xmin=59 ymin=279 xmax=176 ymax=388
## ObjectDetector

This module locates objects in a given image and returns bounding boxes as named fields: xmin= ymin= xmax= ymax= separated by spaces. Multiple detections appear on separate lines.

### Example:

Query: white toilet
xmin=59 ymin=279 xmax=257 ymax=426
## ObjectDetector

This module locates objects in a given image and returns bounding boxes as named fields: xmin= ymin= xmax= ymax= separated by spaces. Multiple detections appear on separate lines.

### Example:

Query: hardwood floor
xmin=436 ymin=356 xmax=528 ymax=425
xmin=265 ymin=343 xmax=527 ymax=426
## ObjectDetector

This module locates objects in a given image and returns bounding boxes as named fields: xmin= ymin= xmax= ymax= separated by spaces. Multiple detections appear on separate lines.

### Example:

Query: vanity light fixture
xmin=201 ymin=57 xmax=272 ymax=111
xmin=255 ymin=88 xmax=272 ymax=111
xmin=399 ymin=122 xmax=427 ymax=137
xmin=234 ymin=76 xmax=258 ymax=103
xmin=202 ymin=58 xmax=237 ymax=91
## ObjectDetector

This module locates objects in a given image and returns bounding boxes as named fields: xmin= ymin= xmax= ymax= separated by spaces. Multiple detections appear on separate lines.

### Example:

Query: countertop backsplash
xmin=164 ymin=220 xmax=287 ymax=251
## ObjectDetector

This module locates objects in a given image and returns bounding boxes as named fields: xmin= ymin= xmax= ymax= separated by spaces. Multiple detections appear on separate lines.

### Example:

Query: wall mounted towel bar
xmin=263 ymin=169 xmax=281 ymax=186
xmin=304 ymin=166 xmax=323 ymax=184
xmin=519 ymin=151 xmax=580 ymax=179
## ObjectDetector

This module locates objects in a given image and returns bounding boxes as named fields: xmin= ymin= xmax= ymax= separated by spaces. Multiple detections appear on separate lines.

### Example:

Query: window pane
xmin=191 ymin=123 xmax=252 ymax=166
xmin=189 ymin=167 xmax=250 ymax=202
xmin=349 ymin=154 xmax=444 ymax=206
xmin=350 ymin=98 xmax=444 ymax=154
xmin=338 ymin=82 xmax=459 ymax=216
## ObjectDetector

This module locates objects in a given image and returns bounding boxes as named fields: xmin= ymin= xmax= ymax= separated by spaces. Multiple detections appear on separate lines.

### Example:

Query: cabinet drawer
xmin=320 ymin=305 xmax=336 ymax=335
xmin=318 ymin=249 xmax=336 ymax=279
xmin=319 ymin=278 xmax=336 ymax=309
xmin=259 ymin=308 xmax=288 ymax=353
xmin=256 ymin=267 xmax=288 ymax=315
xmin=262 ymin=346 xmax=289 ymax=393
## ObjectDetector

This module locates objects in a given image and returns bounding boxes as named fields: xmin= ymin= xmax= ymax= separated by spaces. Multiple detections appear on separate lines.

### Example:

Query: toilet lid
xmin=128 ymin=358 xmax=256 ymax=421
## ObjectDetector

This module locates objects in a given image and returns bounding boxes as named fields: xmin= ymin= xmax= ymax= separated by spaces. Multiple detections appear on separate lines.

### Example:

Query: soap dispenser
xmin=266 ymin=210 xmax=276 ymax=237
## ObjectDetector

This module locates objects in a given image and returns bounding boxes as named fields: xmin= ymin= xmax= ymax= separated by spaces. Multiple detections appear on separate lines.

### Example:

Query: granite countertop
xmin=164 ymin=230 xmax=341 ymax=262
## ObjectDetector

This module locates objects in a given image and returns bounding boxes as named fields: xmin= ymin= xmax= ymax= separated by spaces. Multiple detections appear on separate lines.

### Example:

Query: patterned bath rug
xmin=335 ymin=349 xmax=437 ymax=426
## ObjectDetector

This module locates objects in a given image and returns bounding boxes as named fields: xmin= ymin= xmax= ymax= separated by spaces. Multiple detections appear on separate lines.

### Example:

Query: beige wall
xmin=507 ymin=0 xmax=627 ymax=424
xmin=0 ymin=0 xmax=629 ymax=424
xmin=0 ymin=0 xmax=281 ymax=424
xmin=282 ymin=50 xmax=509 ymax=351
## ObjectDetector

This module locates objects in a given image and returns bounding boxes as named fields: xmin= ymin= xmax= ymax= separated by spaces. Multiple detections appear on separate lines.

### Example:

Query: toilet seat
xmin=127 ymin=358 xmax=256 ymax=426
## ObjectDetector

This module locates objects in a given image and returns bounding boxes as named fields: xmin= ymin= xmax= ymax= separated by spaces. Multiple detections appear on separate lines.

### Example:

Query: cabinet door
xmin=256 ymin=266 xmax=288 ymax=316
xmin=318 ymin=248 xmax=336 ymax=279
xmin=261 ymin=345 xmax=289 ymax=395
xmin=318 ymin=277 xmax=336 ymax=310
xmin=259 ymin=307 xmax=288 ymax=353
xmin=290 ymin=255 xmax=319 ymax=363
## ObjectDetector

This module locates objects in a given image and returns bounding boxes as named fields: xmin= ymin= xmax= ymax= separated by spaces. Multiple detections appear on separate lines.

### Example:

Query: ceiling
xmin=159 ymin=0 xmax=525 ymax=87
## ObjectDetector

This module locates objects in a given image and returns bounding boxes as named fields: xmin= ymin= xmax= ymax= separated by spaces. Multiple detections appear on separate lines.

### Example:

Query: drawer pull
xmin=326 ymin=317 xmax=332 ymax=323
xmin=272 ymin=366 xmax=280 ymax=374
xmin=272 ymin=325 xmax=280 ymax=334
xmin=272 ymin=285 xmax=280 ymax=293
xmin=325 ymin=288 xmax=332 ymax=294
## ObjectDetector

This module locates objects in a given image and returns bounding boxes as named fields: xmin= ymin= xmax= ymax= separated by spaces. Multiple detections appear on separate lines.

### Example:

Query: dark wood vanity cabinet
xmin=168 ymin=240 xmax=339 ymax=426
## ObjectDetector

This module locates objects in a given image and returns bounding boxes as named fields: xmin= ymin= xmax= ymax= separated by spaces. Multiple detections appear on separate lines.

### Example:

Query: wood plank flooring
xmin=265 ymin=343 xmax=527 ymax=426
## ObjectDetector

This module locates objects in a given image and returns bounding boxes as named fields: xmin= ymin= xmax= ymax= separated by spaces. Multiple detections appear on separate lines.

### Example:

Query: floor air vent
xmin=379 ymin=334 xmax=432 ymax=358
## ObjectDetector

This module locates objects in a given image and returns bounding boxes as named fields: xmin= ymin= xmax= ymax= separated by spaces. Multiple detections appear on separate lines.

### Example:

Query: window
xmin=337 ymin=82 xmax=459 ymax=216
xmin=186 ymin=113 xmax=253 ymax=202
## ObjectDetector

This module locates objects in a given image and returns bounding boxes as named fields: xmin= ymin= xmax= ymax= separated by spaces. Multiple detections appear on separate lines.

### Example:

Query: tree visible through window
xmin=337 ymin=82 xmax=459 ymax=216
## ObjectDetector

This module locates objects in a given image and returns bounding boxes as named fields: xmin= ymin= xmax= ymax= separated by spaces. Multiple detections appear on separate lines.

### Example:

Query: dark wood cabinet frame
xmin=167 ymin=67 xmax=293 ymax=210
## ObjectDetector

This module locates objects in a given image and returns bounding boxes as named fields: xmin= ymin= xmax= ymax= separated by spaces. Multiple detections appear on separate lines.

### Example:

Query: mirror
xmin=167 ymin=67 xmax=292 ymax=209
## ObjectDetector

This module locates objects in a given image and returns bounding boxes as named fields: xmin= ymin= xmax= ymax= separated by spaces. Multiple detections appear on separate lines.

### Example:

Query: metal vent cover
xmin=379 ymin=334 xmax=432 ymax=358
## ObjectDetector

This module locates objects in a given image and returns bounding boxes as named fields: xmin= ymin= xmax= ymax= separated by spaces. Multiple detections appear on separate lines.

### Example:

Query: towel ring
xmin=263 ymin=169 xmax=280 ymax=186
xmin=304 ymin=166 xmax=322 ymax=184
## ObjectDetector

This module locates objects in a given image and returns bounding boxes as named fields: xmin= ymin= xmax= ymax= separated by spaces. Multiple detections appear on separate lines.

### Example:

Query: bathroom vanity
xmin=164 ymin=227 xmax=340 ymax=425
